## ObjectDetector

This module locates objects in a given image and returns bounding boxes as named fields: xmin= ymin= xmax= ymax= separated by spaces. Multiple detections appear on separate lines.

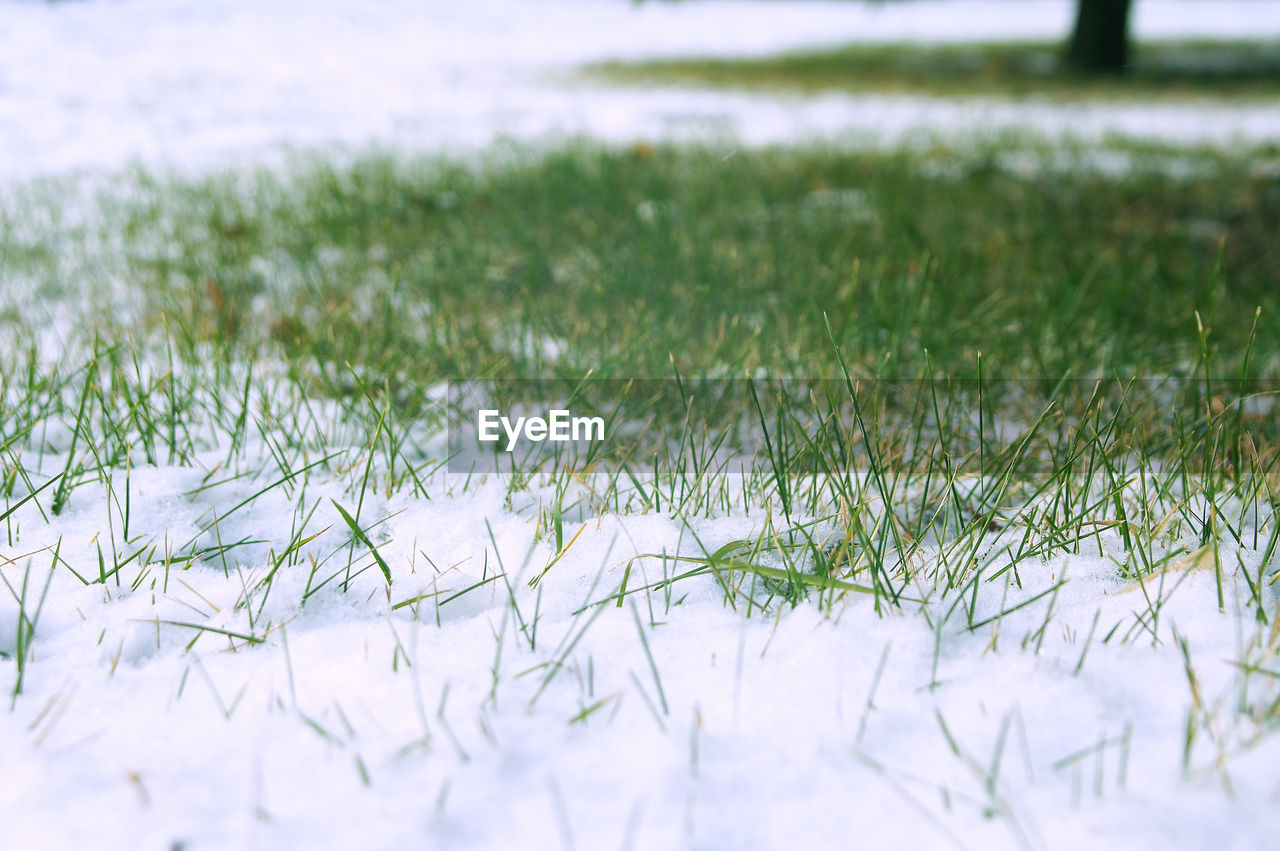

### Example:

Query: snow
xmin=2 ymin=431 xmax=1277 ymax=849
xmin=2 ymin=0 xmax=1280 ymax=180
xmin=3 ymin=1 xmax=1280 ymax=849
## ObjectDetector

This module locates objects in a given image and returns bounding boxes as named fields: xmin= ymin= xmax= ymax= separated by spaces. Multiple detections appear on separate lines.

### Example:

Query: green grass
xmin=586 ymin=39 xmax=1280 ymax=101
xmin=1 ymin=140 xmax=1278 ymax=775
xmin=5 ymin=140 xmax=1277 ymax=394
xmin=2 ymin=141 xmax=1276 ymax=573
xmin=2 ymin=139 xmax=1278 ymax=835
xmin=1 ymin=139 xmax=1276 ymax=586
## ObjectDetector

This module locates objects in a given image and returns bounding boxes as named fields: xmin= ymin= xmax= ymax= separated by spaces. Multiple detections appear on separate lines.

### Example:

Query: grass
xmin=1 ymin=139 xmax=1277 ymax=548
xmin=587 ymin=39 xmax=1280 ymax=102
xmin=1 ymin=140 xmax=1278 ymax=828
xmin=4 ymin=139 xmax=1278 ymax=389
xmin=0 ymin=142 xmax=1275 ymax=620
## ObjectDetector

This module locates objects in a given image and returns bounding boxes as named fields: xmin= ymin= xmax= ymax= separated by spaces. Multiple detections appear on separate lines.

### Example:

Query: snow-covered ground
xmin=3 ymin=2 xmax=1280 ymax=850
xmin=2 ymin=412 xmax=1277 ymax=851
xmin=2 ymin=0 xmax=1280 ymax=179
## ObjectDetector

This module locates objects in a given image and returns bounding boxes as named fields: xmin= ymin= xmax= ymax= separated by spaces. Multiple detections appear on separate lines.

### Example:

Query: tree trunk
xmin=1066 ymin=0 xmax=1133 ymax=73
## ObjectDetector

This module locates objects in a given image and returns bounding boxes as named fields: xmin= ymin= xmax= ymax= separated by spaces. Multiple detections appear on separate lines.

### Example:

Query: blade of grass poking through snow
xmin=50 ymin=354 xmax=97 ymax=516
xmin=485 ymin=517 xmax=536 ymax=650
xmin=529 ymin=523 xmax=585 ymax=588
xmin=823 ymin=314 xmax=905 ymax=607
xmin=391 ymin=573 xmax=502 ymax=612
xmin=137 ymin=619 xmax=266 ymax=648
xmin=528 ymin=588 xmax=610 ymax=709
xmin=0 ymin=473 xmax=64 ymax=526
xmin=256 ymin=523 xmax=330 ymax=620
xmin=2 ymin=541 xmax=59 ymax=704
xmin=747 ymin=377 xmax=791 ymax=521
xmin=178 ymin=453 xmax=339 ymax=555
xmin=630 ymin=599 xmax=669 ymax=716
xmin=658 ymin=540 xmax=881 ymax=597
xmin=330 ymin=499 xmax=393 ymax=586
xmin=967 ymin=579 xmax=1068 ymax=632
xmin=92 ymin=540 xmax=157 ymax=586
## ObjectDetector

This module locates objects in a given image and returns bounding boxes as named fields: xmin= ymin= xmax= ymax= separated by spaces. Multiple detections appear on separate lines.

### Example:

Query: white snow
xmin=3 ymin=2 xmax=1280 ymax=849
xmin=2 ymin=0 xmax=1280 ymax=179
xmin=2 ymin=426 xmax=1277 ymax=849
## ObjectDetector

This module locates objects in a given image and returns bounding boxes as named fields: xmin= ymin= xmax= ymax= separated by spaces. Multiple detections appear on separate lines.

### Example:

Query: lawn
xmin=3 ymin=136 xmax=1279 ymax=847
xmin=588 ymin=39 xmax=1280 ymax=102
xmin=7 ymin=140 xmax=1277 ymax=382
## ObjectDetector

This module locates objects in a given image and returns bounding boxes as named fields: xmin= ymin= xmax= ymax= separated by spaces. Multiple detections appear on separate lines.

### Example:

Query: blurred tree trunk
xmin=1066 ymin=0 xmax=1133 ymax=73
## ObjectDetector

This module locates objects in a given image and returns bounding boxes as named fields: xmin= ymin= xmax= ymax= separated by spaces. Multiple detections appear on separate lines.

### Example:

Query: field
xmin=2 ymin=2 xmax=1279 ymax=849
xmin=590 ymin=39 xmax=1280 ymax=101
